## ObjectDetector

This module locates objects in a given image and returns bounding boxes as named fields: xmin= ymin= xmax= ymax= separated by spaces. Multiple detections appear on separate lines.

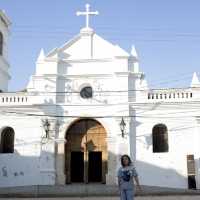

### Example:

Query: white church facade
xmin=0 ymin=5 xmax=200 ymax=190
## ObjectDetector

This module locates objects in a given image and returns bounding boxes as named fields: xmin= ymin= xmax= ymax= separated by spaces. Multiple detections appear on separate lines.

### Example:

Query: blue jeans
xmin=120 ymin=189 xmax=134 ymax=200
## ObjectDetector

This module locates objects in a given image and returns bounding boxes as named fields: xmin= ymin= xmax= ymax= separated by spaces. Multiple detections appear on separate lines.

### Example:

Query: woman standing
xmin=117 ymin=154 xmax=142 ymax=200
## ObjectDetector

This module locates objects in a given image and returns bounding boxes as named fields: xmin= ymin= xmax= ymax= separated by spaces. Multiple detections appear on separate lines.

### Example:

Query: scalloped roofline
xmin=0 ymin=10 xmax=11 ymax=27
xmin=46 ymin=33 xmax=81 ymax=57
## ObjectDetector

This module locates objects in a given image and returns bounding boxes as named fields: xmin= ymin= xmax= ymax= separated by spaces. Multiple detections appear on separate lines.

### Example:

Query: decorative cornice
xmin=45 ymin=57 xmax=113 ymax=63
xmin=147 ymin=87 xmax=194 ymax=92
xmin=130 ymin=101 xmax=200 ymax=106
xmin=196 ymin=116 xmax=200 ymax=124
xmin=32 ymin=73 xmax=115 ymax=79
xmin=114 ymin=71 xmax=142 ymax=77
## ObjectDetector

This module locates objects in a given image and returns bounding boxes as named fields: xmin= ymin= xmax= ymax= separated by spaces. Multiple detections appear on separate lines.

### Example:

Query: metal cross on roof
xmin=76 ymin=4 xmax=99 ymax=28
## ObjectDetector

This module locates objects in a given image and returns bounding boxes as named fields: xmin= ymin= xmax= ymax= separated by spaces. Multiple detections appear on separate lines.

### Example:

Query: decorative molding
xmin=196 ymin=116 xmax=200 ymax=124
xmin=45 ymin=57 xmax=112 ymax=63
xmin=32 ymin=73 xmax=116 ymax=79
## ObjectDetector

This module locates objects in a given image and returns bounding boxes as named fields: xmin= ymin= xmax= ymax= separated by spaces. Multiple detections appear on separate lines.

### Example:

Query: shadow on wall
xmin=0 ymin=150 xmax=55 ymax=187
xmin=136 ymin=159 xmax=188 ymax=189
xmin=128 ymin=113 xmax=196 ymax=190
xmin=54 ymin=146 xmax=191 ymax=189
xmin=0 ymin=148 xmax=194 ymax=189
xmin=115 ymin=148 xmax=189 ymax=189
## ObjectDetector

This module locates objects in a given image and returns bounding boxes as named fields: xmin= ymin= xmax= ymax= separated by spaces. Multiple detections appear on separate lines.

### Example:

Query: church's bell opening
xmin=65 ymin=118 xmax=108 ymax=184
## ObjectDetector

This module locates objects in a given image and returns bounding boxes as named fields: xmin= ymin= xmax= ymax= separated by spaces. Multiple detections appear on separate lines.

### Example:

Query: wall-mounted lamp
xmin=119 ymin=117 xmax=126 ymax=137
xmin=42 ymin=119 xmax=51 ymax=139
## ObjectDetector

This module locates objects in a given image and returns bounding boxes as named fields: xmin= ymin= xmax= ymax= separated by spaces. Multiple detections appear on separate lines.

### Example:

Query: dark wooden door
xmin=88 ymin=151 xmax=102 ymax=182
xmin=65 ymin=119 xmax=107 ymax=184
xmin=71 ymin=151 xmax=84 ymax=182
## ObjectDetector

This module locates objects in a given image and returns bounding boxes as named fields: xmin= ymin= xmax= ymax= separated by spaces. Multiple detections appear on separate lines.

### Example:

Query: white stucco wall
xmin=0 ymin=115 xmax=55 ymax=187
xmin=133 ymin=104 xmax=200 ymax=189
xmin=0 ymin=22 xmax=199 ymax=189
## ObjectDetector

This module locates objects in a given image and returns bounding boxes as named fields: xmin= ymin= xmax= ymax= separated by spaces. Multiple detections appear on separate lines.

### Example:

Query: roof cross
xmin=76 ymin=4 xmax=99 ymax=28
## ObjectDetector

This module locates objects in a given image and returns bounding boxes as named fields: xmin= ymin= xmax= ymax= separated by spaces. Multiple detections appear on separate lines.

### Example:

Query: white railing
xmin=0 ymin=93 xmax=29 ymax=105
xmin=0 ymin=92 xmax=56 ymax=106
xmin=147 ymin=89 xmax=193 ymax=101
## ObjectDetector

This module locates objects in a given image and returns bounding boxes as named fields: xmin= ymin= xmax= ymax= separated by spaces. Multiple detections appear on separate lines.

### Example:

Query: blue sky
xmin=0 ymin=0 xmax=200 ymax=91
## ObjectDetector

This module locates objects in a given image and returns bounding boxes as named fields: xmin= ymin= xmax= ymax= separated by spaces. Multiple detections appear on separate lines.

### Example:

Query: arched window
xmin=0 ymin=32 xmax=3 ymax=55
xmin=152 ymin=124 xmax=168 ymax=153
xmin=0 ymin=127 xmax=15 ymax=153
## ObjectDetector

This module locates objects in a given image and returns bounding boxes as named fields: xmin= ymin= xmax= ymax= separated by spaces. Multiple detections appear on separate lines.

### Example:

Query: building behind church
xmin=0 ymin=5 xmax=200 ymax=190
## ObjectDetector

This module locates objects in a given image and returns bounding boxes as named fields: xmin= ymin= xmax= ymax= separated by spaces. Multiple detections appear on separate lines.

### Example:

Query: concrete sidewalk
xmin=0 ymin=185 xmax=200 ymax=197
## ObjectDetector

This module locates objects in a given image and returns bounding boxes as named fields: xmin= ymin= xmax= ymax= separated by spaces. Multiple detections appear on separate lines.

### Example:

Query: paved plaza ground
xmin=0 ymin=185 xmax=200 ymax=198
xmin=0 ymin=197 xmax=200 ymax=200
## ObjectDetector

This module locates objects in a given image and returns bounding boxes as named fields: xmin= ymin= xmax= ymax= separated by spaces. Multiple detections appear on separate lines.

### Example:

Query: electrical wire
xmin=1 ymin=109 xmax=199 ymax=119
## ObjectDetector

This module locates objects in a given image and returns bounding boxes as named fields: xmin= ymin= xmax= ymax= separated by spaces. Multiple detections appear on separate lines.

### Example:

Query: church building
xmin=0 ymin=5 xmax=200 ymax=190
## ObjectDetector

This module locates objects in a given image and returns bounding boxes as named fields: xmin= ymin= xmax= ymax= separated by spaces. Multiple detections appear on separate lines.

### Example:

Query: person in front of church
xmin=117 ymin=154 xmax=142 ymax=200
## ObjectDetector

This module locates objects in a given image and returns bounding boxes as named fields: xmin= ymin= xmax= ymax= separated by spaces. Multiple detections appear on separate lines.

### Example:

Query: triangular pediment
xmin=46 ymin=31 xmax=130 ymax=60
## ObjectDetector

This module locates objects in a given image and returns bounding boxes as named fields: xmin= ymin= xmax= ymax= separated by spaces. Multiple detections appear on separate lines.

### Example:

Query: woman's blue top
xmin=117 ymin=164 xmax=138 ymax=190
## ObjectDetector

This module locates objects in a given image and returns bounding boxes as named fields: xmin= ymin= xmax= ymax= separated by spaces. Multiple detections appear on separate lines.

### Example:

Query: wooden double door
xmin=65 ymin=119 xmax=108 ymax=183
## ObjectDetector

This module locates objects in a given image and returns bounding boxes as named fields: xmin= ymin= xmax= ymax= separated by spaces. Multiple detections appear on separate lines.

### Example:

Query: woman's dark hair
xmin=121 ymin=154 xmax=132 ymax=167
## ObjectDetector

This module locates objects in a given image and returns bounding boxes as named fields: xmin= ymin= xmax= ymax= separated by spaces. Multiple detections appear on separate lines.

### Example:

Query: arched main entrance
xmin=65 ymin=118 xmax=108 ymax=184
